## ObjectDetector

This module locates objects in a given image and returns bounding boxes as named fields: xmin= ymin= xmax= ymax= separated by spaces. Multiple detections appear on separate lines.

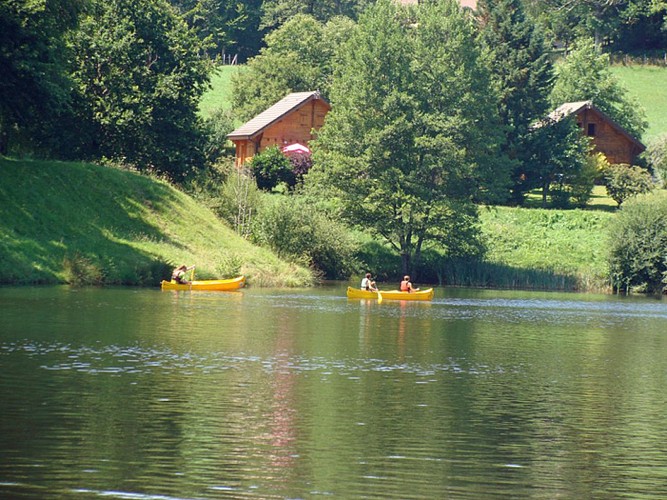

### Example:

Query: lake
xmin=1 ymin=284 xmax=667 ymax=499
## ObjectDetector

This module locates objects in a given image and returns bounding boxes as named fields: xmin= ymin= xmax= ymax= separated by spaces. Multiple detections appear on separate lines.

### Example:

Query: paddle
xmin=377 ymin=289 xmax=383 ymax=304
xmin=189 ymin=265 xmax=195 ymax=290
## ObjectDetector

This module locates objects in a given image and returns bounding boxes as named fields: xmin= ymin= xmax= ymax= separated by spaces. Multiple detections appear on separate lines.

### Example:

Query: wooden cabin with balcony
xmin=227 ymin=91 xmax=330 ymax=167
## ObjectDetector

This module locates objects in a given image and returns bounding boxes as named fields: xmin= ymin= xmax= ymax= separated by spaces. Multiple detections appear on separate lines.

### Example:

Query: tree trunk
xmin=0 ymin=116 xmax=8 ymax=156
xmin=401 ymin=252 xmax=411 ymax=277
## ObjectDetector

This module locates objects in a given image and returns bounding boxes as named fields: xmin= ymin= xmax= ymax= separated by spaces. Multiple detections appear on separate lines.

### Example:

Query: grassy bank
xmin=476 ymin=206 xmax=614 ymax=291
xmin=0 ymin=157 xmax=314 ymax=287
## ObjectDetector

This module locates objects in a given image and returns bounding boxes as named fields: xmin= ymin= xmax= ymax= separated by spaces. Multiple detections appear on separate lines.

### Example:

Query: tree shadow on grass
xmin=0 ymin=160 xmax=189 ymax=285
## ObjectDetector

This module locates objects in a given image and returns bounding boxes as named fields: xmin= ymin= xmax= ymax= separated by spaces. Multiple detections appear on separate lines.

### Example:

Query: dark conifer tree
xmin=476 ymin=0 xmax=554 ymax=204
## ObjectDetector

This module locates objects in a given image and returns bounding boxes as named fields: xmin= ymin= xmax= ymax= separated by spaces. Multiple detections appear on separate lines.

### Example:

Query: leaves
xmin=308 ymin=0 xmax=509 ymax=273
xmin=65 ymin=0 xmax=210 ymax=180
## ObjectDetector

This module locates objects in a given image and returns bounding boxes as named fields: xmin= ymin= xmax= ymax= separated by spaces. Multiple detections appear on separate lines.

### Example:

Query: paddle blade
xmin=377 ymin=291 xmax=383 ymax=304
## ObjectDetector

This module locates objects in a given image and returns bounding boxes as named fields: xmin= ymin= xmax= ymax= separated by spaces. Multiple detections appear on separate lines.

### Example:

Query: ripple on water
xmin=1 ymin=340 xmax=518 ymax=379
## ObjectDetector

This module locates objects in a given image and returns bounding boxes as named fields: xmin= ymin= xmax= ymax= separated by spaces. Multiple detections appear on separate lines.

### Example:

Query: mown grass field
xmin=199 ymin=65 xmax=247 ymax=117
xmin=610 ymin=64 xmax=667 ymax=142
xmin=0 ymin=158 xmax=313 ymax=286
xmin=478 ymin=205 xmax=614 ymax=290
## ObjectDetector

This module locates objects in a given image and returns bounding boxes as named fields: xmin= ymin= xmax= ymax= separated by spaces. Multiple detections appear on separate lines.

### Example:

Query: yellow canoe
xmin=160 ymin=276 xmax=246 ymax=291
xmin=346 ymin=286 xmax=434 ymax=301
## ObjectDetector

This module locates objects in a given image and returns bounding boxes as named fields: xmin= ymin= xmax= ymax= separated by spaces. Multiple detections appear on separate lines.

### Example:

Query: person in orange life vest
xmin=171 ymin=264 xmax=195 ymax=284
xmin=400 ymin=275 xmax=414 ymax=292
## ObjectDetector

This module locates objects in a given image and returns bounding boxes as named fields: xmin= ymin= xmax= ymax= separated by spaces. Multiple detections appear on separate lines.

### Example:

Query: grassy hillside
xmin=0 ymin=158 xmax=313 ymax=286
xmin=199 ymin=65 xmax=247 ymax=117
xmin=610 ymin=65 xmax=667 ymax=142
xmin=478 ymin=206 xmax=614 ymax=291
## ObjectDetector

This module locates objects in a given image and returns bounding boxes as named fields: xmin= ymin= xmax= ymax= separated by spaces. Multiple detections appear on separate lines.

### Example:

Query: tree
xmin=260 ymin=0 xmax=372 ymax=29
xmin=525 ymin=116 xmax=592 ymax=207
xmin=64 ymin=0 xmax=211 ymax=181
xmin=603 ymin=163 xmax=654 ymax=206
xmin=0 ymin=0 xmax=88 ymax=155
xmin=167 ymin=0 xmax=265 ymax=61
xmin=476 ymin=0 xmax=554 ymax=204
xmin=550 ymin=38 xmax=648 ymax=141
xmin=231 ymin=14 xmax=354 ymax=122
xmin=608 ymin=191 xmax=667 ymax=294
xmin=308 ymin=0 xmax=508 ymax=275
xmin=523 ymin=0 xmax=667 ymax=50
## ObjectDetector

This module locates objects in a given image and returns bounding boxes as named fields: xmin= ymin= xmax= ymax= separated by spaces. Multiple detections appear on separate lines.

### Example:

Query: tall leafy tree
xmin=525 ymin=116 xmax=592 ymax=206
xmin=477 ymin=0 xmax=554 ymax=203
xmin=550 ymin=37 xmax=647 ymax=141
xmin=231 ymin=14 xmax=354 ymax=121
xmin=64 ymin=0 xmax=211 ymax=180
xmin=524 ymin=0 xmax=667 ymax=51
xmin=0 ymin=0 xmax=88 ymax=154
xmin=260 ymin=0 xmax=372 ymax=29
xmin=167 ymin=0 xmax=265 ymax=61
xmin=308 ymin=0 xmax=508 ymax=275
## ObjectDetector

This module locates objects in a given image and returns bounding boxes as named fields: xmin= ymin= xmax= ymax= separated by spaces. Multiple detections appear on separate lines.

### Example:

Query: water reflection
xmin=1 ymin=285 xmax=667 ymax=498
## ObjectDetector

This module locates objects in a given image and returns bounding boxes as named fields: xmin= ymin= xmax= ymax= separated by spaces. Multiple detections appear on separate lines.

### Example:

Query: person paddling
xmin=400 ymin=275 xmax=414 ymax=293
xmin=361 ymin=272 xmax=378 ymax=292
xmin=171 ymin=264 xmax=195 ymax=284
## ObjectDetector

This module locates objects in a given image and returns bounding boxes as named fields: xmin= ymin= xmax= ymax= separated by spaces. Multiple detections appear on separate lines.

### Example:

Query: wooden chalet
xmin=545 ymin=101 xmax=645 ymax=165
xmin=227 ymin=91 xmax=330 ymax=167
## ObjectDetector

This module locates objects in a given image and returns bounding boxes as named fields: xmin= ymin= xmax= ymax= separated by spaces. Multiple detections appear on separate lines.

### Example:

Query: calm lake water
xmin=2 ymin=284 xmax=667 ymax=499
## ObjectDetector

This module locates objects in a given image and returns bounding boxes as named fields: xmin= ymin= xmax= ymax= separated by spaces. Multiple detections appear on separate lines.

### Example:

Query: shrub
xmin=203 ymin=108 xmax=236 ymax=164
xmin=569 ymin=154 xmax=601 ymax=207
xmin=183 ymin=159 xmax=231 ymax=202
xmin=216 ymin=253 xmax=244 ymax=278
xmin=288 ymin=153 xmax=313 ymax=185
xmin=251 ymin=195 xmax=359 ymax=279
xmin=250 ymin=146 xmax=295 ymax=190
xmin=216 ymin=166 xmax=263 ymax=238
xmin=63 ymin=252 xmax=104 ymax=286
xmin=646 ymin=134 xmax=667 ymax=188
xmin=603 ymin=163 xmax=654 ymax=206
xmin=607 ymin=191 xmax=667 ymax=294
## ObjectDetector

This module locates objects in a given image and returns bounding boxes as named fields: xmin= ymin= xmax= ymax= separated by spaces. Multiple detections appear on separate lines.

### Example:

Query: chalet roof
xmin=227 ymin=91 xmax=329 ymax=141
xmin=541 ymin=100 xmax=645 ymax=152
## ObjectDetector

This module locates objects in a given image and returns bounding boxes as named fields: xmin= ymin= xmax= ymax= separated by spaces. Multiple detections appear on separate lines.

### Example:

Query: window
xmin=587 ymin=123 xmax=596 ymax=136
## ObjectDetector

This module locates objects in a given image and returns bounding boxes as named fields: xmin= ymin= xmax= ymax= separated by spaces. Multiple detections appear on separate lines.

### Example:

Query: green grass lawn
xmin=610 ymin=64 xmax=667 ymax=143
xmin=199 ymin=65 xmax=247 ymax=117
xmin=479 ymin=205 xmax=615 ymax=289
xmin=0 ymin=158 xmax=313 ymax=286
xmin=524 ymin=185 xmax=617 ymax=211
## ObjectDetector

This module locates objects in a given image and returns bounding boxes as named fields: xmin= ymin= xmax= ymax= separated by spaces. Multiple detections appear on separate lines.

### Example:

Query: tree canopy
xmin=0 ymin=0 xmax=88 ymax=154
xmin=62 ymin=0 xmax=211 ymax=180
xmin=524 ymin=0 xmax=667 ymax=51
xmin=477 ymin=0 xmax=555 ymax=203
xmin=231 ymin=14 xmax=354 ymax=122
xmin=550 ymin=37 xmax=648 ymax=141
xmin=308 ymin=0 xmax=508 ymax=274
xmin=260 ymin=0 xmax=372 ymax=29
xmin=166 ymin=0 xmax=266 ymax=61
